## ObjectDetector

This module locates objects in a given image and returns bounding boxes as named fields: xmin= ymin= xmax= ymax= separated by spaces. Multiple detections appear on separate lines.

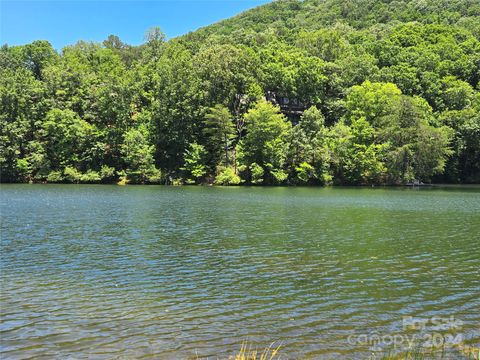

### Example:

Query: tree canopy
xmin=1 ymin=0 xmax=479 ymax=184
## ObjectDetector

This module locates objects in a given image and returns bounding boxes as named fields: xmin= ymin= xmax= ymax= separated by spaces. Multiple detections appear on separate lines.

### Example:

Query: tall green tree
xmin=182 ymin=143 xmax=208 ymax=184
xmin=121 ymin=124 xmax=161 ymax=184
xmin=329 ymin=118 xmax=387 ymax=185
xmin=146 ymin=42 xmax=201 ymax=173
xmin=289 ymin=106 xmax=330 ymax=184
xmin=344 ymin=82 xmax=453 ymax=183
xmin=41 ymin=109 xmax=93 ymax=174
xmin=239 ymin=100 xmax=291 ymax=184
xmin=203 ymin=104 xmax=236 ymax=168
xmin=0 ymin=46 xmax=47 ymax=181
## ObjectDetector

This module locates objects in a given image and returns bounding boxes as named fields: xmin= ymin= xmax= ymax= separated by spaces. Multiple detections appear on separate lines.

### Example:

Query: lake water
xmin=1 ymin=185 xmax=479 ymax=359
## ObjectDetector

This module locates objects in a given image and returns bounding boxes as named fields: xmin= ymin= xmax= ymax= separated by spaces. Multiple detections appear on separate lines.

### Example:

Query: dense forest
xmin=1 ymin=0 xmax=479 ymax=185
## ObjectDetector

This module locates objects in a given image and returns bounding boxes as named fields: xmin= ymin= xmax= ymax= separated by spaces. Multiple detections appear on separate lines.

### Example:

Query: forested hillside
xmin=1 ymin=0 xmax=479 ymax=185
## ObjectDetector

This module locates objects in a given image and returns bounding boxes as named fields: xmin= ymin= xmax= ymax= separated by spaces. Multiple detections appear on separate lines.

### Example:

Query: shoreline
xmin=1 ymin=182 xmax=479 ymax=187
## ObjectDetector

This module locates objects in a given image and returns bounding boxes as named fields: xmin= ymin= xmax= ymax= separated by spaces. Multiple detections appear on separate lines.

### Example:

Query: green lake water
xmin=1 ymin=185 xmax=479 ymax=359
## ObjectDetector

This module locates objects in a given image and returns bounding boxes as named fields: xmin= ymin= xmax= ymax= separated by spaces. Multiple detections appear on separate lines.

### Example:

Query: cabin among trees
xmin=265 ymin=91 xmax=308 ymax=121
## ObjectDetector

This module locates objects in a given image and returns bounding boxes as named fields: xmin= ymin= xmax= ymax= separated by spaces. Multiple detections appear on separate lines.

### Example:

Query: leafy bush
xmin=99 ymin=165 xmax=116 ymax=182
xmin=126 ymin=167 xmax=162 ymax=184
xmin=182 ymin=143 xmax=207 ymax=184
xmin=80 ymin=170 xmax=101 ymax=183
xmin=16 ymin=158 xmax=30 ymax=180
xmin=215 ymin=167 xmax=241 ymax=185
xmin=295 ymin=162 xmax=315 ymax=184
xmin=47 ymin=171 xmax=64 ymax=183
xmin=269 ymin=167 xmax=288 ymax=184
xmin=63 ymin=167 xmax=82 ymax=183
xmin=250 ymin=162 xmax=264 ymax=184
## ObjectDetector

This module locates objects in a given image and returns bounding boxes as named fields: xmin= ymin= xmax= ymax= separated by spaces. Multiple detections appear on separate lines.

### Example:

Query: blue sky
xmin=0 ymin=0 xmax=272 ymax=49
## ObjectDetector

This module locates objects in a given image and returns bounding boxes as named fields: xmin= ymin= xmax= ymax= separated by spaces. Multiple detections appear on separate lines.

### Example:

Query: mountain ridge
xmin=179 ymin=0 xmax=480 ymax=44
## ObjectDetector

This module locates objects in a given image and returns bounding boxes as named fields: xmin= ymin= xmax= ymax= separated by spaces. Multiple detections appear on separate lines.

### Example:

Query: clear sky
xmin=0 ymin=0 xmax=272 ymax=49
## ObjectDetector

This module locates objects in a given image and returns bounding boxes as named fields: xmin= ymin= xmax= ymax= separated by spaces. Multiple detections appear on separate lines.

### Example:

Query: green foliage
xmin=240 ymin=100 xmax=291 ymax=184
xmin=1 ymin=0 xmax=479 ymax=185
xmin=194 ymin=44 xmax=260 ymax=108
xmin=438 ymin=76 xmax=475 ymax=111
xmin=345 ymin=81 xmax=403 ymax=126
xmin=329 ymin=118 xmax=387 ymax=185
xmin=203 ymin=104 xmax=236 ymax=168
xmin=15 ymin=158 xmax=31 ymax=181
xmin=146 ymin=41 xmax=200 ymax=172
xmin=295 ymin=162 xmax=315 ymax=184
xmin=290 ymin=106 xmax=330 ymax=184
xmin=23 ymin=40 xmax=58 ymax=80
xmin=63 ymin=166 xmax=82 ymax=183
xmin=249 ymin=163 xmax=264 ymax=184
xmin=121 ymin=125 xmax=161 ymax=184
xmin=47 ymin=170 xmax=63 ymax=183
xmin=215 ymin=167 xmax=241 ymax=185
xmin=99 ymin=165 xmax=116 ymax=181
xmin=341 ymin=83 xmax=454 ymax=183
xmin=80 ymin=170 xmax=102 ymax=183
xmin=41 ymin=108 xmax=92 ymax=171
xmin=260 ymin=42 xmax=327 ymax=104
xmin=182 ymin=143 xmax=207 ymax=184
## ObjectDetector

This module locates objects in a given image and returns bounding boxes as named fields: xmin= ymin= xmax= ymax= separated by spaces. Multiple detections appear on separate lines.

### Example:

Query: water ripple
xmin=1 ymin=185 xmax=479 ymax=359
